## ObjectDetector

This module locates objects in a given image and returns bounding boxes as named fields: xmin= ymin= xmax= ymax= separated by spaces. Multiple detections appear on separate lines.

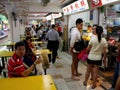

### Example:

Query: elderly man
xmin=7 ymin=41 xmax=41 ymax=77
xmin=46 ymin=24 xmax=59 ymax=64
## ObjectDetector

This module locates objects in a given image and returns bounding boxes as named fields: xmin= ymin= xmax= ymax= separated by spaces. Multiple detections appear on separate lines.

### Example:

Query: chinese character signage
xmin=62 ymin=0 xmax=89 ymax=15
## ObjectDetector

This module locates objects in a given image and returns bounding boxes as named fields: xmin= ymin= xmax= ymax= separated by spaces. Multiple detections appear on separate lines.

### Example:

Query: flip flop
xmin=83 ymin=81 xmax=87 ymax=86
xmin=75 ymin=73 xmax=82 ymax=76
xmin=71 ymin=76 xmax=80 ymax=81
xmin=92 ymin=85 xmax=97 ymax=89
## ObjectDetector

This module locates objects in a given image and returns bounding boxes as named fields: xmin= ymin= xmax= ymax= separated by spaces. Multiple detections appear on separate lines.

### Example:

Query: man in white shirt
xmin=70 ymin=18 xmax=83 ymax=80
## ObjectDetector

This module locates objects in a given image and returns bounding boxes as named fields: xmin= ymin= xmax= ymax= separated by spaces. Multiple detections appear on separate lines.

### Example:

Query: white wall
xmin=68 ymin=11 xmax=90 ymax=31
xmin=12 ymin=19 xmax=20 ymax=42
xmin=93 ymin=9 xmax=99 ymax=25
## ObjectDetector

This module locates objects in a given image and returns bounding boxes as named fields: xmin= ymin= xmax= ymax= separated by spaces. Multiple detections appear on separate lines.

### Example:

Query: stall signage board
xmin=46 ymin=15 xmax=52 ymax=21
xmin=62 ymin=0 xmax=89 ymax=15
xmin=101 ymin=0 xmax=119 ymax=5
xmin=51 ymin=13 xmax=62 ymax=19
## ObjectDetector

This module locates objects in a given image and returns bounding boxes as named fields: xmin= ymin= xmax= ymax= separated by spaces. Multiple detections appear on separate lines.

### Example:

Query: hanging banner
xmin=51 ymin=13 xmax=62 ymax=19
xmin=62 ymin=0 xmax=89 ymax=15
xmin=46 ymin=15 xmax=52 ymax=21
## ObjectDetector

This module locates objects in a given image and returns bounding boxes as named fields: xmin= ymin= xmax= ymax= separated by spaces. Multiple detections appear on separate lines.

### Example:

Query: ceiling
xmin=0 ymin=0 xmax=76 ymax=19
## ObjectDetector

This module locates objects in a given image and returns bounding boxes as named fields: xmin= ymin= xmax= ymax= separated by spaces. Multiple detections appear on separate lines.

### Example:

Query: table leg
xmin=44 ymin=69 xmax=47 ymax=75
xmin=1 ymin=57 xmax=5 ymax=69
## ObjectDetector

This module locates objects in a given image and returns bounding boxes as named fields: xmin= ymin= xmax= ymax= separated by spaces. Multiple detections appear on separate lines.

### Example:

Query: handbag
xmin=78 ymin=48 xmax=88 ymax=61
xmin=74 ymin=38 xmax=86 ymax=52
xmin=81 ymin=53 xmax=88 ymax=61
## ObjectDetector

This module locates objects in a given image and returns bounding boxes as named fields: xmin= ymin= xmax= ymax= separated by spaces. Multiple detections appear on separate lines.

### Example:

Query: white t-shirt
xmin=88 ymin=35 xmax=107 ymax=61
xmin=70 ymin=27 xmax=82 ymax=53
xmin=30 ymin=28 xmax=36 ymax=36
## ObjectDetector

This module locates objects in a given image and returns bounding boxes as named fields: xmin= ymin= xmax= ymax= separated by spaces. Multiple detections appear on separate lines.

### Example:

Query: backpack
xmin=69 ymin=26 xmax=75 ymax=40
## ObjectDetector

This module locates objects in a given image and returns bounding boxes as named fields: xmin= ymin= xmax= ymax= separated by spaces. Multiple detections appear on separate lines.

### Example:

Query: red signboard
xmin=91 ymin=0 xmax=102 ymax=8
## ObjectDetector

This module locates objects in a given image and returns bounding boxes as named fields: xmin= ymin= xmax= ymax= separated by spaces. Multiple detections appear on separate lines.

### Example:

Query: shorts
xmin=87 ymin=59 xmax=102 ymax=66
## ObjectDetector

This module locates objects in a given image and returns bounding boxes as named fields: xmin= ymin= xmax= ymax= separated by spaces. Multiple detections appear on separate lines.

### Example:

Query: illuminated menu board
xmin=62 ymin=0 xmax=89 ymax=15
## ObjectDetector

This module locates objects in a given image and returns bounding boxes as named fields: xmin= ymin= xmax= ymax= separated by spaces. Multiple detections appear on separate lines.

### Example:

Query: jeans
xmin=112 ymin=62 xmax=119 ymax=88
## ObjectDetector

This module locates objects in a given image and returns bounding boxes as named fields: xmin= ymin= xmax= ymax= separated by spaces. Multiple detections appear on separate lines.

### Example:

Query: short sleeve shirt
xmin=70 ymin=27 xmax=82 ymax=53
xmin=7 ymin=53 xmax=25 ymax=77
xmin=88 ymin=35 xmax=107 ymax=60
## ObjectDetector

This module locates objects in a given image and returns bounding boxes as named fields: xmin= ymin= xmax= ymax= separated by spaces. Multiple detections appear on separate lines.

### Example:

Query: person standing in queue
xmin=70 ymin=18 xmax=84 ymax=80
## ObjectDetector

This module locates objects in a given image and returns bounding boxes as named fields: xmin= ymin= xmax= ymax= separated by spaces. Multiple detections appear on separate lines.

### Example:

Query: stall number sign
xmin=62 ymin=0 xmax=89 ymax=15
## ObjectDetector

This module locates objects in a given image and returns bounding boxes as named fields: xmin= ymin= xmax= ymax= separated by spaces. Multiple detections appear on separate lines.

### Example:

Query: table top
xmin=34 ymin=49 xmax=52 ymax=55
xmin=0 ymin=41 xmax=42 ymax=46
xmin=0 ymin=50 xmax=14 ymax=57
xmin=0 ymin=75 xmax=56 ymax=90
xmin=32 ymin=41 xmax=43 ymax=44
xmin=20 ymin=37 xmax=39 ymax=40
xmin=0 ymin=42 xmax=15 ymax=46
xmin=0 ymin=49 xmax=51 ymax=57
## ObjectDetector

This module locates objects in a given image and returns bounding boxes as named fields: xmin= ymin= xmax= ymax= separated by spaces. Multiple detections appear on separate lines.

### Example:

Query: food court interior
xmin=0 ymin=0 xmax=120 ymax=90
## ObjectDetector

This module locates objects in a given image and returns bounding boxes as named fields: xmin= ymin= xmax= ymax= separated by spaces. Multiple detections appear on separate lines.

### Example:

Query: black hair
xmin=15 ymin=41 xmax=25 ymax=49
xmin=118 ymin=38 xmax=120 ymax=42
xmin=96 ymin=26 xmax=103 ymax=43
xmin=52 ymin=24 xmax=56 ymax=28
xmin=25 ymin=37 xmax=32 ymax=41
xmin=76 ymin=18 xmax=83 ymax=25
xmin=93 ymin=24 xmax=98 ymax=27
xmin=88 ymin=25 xmax=91 ymax=27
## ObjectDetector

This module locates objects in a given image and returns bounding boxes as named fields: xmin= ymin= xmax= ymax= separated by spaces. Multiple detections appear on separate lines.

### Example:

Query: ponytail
xmin=96 ymin=26 xmax=103 ymax=43
xmin=98 ymin=34 xmax=101 ymax=43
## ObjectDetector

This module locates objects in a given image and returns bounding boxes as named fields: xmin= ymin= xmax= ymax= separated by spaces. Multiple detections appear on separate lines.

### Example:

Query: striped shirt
xmin=7 ymin=53 xmax=25 ymax=77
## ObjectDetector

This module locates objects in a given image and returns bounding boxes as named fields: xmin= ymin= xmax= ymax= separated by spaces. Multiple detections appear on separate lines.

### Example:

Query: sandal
xmin=71 ymin=76 xmax=80 ymax=81
xmin=92 ymin=85 xmax=97 ymax=89
xmin=75 ymin=73 xmax=82 ymax=76
xmin=83 ymin=81 xmax=87 ymax=86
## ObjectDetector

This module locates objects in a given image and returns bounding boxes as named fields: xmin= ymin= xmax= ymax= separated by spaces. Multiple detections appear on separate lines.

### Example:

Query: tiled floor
xmin=46 ymin=51 xmax=112 ymax=90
